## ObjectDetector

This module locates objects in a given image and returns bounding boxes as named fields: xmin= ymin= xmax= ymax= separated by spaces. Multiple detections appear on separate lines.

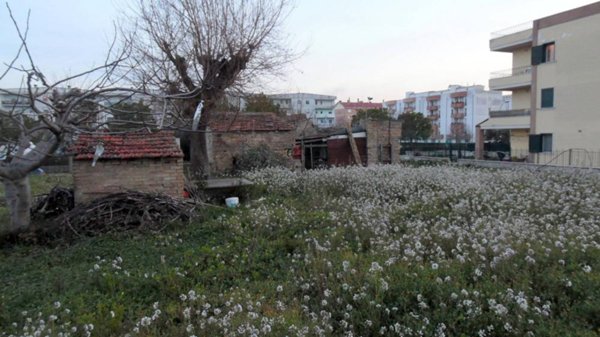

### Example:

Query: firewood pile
xmin=48 ymin=191 xmax=199 ymax=239
xmin=32 ymin=187 xmax=75 ymax=219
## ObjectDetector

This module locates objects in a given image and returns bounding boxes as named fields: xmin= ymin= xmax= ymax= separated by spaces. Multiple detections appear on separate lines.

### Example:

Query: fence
xmin=400 ymin=142 xmax=475 ymax=160
xmin=483 ymin=149 xmax=600 ymax=168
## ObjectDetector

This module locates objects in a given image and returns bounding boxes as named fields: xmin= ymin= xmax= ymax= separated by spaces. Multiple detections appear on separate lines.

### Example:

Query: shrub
xmin=233 ymin=143 xmax=289 ymax=172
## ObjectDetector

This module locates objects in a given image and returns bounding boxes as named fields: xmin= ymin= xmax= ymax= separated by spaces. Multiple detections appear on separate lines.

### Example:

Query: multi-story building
xmin=386 ymin=85 xmax=507 ymax=142
xmin=479 ymin=2 xmax=600 ymax=166
xmin=0 ymin=87 xmax=163 ymax=127
xmin=0 ymin=88 xmax=53 ymax=120
xmin=268 ymin=93 xmax=336 ymax=127
xmin=332 ymin=101 xmax=384 ymax=127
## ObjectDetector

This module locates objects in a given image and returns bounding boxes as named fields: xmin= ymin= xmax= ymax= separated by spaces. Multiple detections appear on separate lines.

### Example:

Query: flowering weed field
xmin=1 ymin=165 xmax=599 ymax=336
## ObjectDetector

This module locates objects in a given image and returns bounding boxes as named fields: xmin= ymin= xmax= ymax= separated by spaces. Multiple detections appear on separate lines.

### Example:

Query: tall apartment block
xmin=268 ymin=93 xmax=336 ymax=128
xmin=385 ymin=85 xmax=507 ymax=142
xmin=479 ymin=2 xmax=600 ymax=166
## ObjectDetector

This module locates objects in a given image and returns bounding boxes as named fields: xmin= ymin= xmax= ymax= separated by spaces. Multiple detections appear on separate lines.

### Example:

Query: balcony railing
xmin=428 ymin=113 xmax=440 ymax=120
xmin=489 ymin=109 xmax=530 ymax=118
xmin=451 ymin=102 xmax=465 ymax=109
xmin=490 ymin=21 xmax=533 ymax=39
xmin=490 ymin=66 xmax=532 ymax=79
xmin=427 ymin=105 xmax=439 ymax=111
xmin=452 ymin=112 xmax=465 ymax=119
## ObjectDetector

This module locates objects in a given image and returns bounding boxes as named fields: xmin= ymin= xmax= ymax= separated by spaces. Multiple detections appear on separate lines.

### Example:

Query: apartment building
xmin=0 ymin=88 xmax=52 ymax=120
xmin=479 ymin=2 xmax=600 ymax=166
xmin=386 ymin=85 xmax=506 ymax=142
xmin=268 ymin=93 xmax=336 ymax=127
xmin=0 ymin=87 xmax=163 ymax=127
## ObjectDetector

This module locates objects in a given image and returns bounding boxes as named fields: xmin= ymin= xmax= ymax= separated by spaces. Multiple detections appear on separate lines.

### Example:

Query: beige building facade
xmin=479 ymin=2 xmax=600 ymax=167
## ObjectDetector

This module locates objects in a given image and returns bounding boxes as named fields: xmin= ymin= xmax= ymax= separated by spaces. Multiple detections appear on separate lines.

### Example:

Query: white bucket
xmin=225 ymin=197 xmax=239 ymax=208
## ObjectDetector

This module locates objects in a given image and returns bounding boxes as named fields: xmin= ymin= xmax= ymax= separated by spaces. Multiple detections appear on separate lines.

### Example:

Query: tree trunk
xmin=189 ymin=102 xmax=214 ymax=179
xmin=189 ymin=129 xmax=210 ymax=179
xmin=3 ymin=177 xmax=31 ymax=234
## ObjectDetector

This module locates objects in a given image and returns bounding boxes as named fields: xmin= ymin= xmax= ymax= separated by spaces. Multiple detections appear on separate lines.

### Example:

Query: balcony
xmin=452 ymin=112 xmax=465 ymax=119
xmin=451 ymin=102 xmax=465 ymax=109
xmin=404 ymin=107 xmax=414 ymax=113
xmin=489 ymin=66 xmax=532 ymax=91
xmin=490 ymin=22 xmax=533 ymax=52
xmin=428 ymin=113 xmax=440 ymax=121
xmin=489 ymin=109 xmax=530 ymax=118
xmin=427 ymin=105 xmax=439 ymax=111
xmin=450 ymin=122 xmax=466 ymax=135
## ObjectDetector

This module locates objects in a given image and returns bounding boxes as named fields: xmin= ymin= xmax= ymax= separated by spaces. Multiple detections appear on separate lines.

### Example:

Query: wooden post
xmin=347 ymin=125 xmax=362 ymax=165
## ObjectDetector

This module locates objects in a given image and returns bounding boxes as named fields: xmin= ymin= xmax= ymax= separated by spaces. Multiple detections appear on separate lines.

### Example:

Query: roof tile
xmin=71 ymin=130 xmax=183 ymax=161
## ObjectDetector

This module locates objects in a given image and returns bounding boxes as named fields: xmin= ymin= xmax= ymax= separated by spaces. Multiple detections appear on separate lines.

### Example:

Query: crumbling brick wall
xmin=362 ymin=119 xmax=402 ymax=165
xmin=73 ymin=158 xmax=184 ymax=204
xmin=209 ymin=131 xmax=296 ymax=172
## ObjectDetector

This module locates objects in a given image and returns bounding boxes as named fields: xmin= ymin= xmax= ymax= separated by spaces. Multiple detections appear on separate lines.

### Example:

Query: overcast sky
xmin=0 ymin=0 xmax=595 ymax=102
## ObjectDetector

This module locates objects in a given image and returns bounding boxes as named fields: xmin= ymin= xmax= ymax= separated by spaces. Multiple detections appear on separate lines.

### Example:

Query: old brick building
xmin=299 ymin=119 xmax=402 ymax=168
xmin=208 ymin=112 xmax=298 ymax=172
xmin=71 ymin=131 xmax=184 ymax=203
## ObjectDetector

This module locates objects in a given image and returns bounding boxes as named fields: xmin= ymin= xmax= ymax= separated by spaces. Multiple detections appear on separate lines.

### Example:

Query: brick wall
xmin=210 ymin=131 xmax=296 ymax=172
xmin=73 ymin=158 xmax=184 ymax=204
xmin=362 ymin=120 xmax=403 ymax=165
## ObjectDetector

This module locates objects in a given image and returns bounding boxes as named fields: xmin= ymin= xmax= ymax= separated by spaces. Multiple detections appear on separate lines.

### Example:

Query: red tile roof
xmin=339 ymin=102 xmax=383 ymax=110
xmin=208 ymin=112 xmax=295 ymax=132
xmin=71 ymin=130 xmax=183 ymax=160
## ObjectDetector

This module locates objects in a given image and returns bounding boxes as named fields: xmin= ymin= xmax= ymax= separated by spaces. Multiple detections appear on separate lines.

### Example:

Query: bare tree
xmin=0 ymin=5 xmax=140 ymax=234
xmin=122 ymin=0 xmax=296 ymax=177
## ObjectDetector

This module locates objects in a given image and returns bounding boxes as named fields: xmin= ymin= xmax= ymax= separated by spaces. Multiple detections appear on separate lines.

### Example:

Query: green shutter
xmin=529 ymin=134 xmax=542 ymax=153
xmin=531 ymin=45 xmax=545 ymax=65
xmin=541 ymin=88 xmax=554 ymax=108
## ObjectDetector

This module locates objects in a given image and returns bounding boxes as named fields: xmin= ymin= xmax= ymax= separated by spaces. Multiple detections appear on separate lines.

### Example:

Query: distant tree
xmin=351 ymin=108 xmax=390 ymax=126
xmin=109 ymin=100 xmax=154 ymax=131
xmin=397 ymin=112 xmax=432 ymax=142
xmin=245 ymin=93 xmax=280 ymax=114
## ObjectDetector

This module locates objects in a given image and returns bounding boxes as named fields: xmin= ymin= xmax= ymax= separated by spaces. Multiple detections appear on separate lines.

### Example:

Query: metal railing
xmin=490 ymin=65 xmax=532 ymax=79
xmin=490 ymin=21 xmax=533 ymax=38
xmin=489 ymin=109 xmax=530 ymax=118
xmin=483 ymin=149 xmax=600 ymax=168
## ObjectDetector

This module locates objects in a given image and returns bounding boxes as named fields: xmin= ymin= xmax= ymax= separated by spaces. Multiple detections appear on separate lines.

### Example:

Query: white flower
xmin=276 ymin=285 xmax=283 ymax=292
xmin=369 ymin=262 xmax=383 ymax=272
xmin=140 ymin=316 xmax=152 ymax=327
xmin=583 ymin=265 xmax=592 ymax=273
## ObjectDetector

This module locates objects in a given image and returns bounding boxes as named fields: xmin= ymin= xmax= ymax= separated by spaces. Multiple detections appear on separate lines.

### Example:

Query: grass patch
xmin=1 ymin=165 xmax=599 ymax=336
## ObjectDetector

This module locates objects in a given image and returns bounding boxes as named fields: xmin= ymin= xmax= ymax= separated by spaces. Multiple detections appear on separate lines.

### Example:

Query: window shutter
xmin=529 ymin=134 xmax=542 ymax=153
xmin=541 ymin=88 xmax=554 ymax=108
xmin=531 ymin=45 xmax=545 ymax=65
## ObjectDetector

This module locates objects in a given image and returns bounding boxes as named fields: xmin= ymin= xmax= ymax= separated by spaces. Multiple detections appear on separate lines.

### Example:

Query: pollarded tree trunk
xmin=189 ymin=130 xmax=210 ymax=179
xmin=3 ymin=176 xmax=31 ymax=234
xmin=189 ymin=101 xmax=216 ymax=179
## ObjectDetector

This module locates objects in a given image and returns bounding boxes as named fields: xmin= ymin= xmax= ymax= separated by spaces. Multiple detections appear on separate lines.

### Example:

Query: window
xmin=328 ymin=111 xmax=332 ymax=114
xmin=532 ymin=42 xmax=555 ymax=65
xmin=306 ymin=100 xmax=309 ymax=105
xmin=541 ymin=88 xmax=554 ymax=108
xmin=529 ymin=133 xmax=553 ymax=152
xmin=541 ymin=134 xmax=553 ymax=152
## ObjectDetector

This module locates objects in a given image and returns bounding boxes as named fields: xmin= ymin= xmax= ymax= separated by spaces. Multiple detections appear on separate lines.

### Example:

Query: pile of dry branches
xmin=31 ymin=187 xmax=74 ymax=219
xmin=51 ymin=191 xmax=199 ymax=239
